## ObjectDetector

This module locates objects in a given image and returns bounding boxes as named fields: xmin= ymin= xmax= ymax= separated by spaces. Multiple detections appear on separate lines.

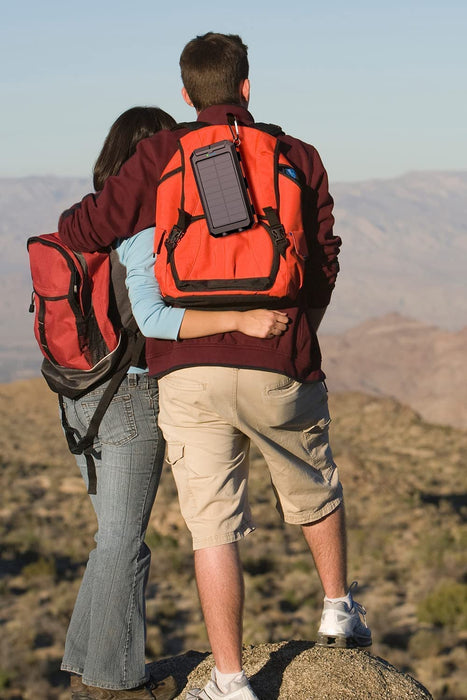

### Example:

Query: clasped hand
xmin=236 ymin=309 xmax=290 ymax=338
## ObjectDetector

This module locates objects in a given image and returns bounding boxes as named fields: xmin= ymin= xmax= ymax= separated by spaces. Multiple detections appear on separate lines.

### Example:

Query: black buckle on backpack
xmin=165 ymin=226 xmax=185 ymax=255
xmin=264 ymin=206 xmax=289 ymax=258
xmin=165 ymin=209 xmax=192 ymax=254
xmin=271 ymin=225 xmax=289 ymax=257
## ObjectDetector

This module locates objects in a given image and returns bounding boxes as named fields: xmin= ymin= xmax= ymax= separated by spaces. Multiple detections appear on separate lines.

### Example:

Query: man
xmin=59 ymin=33 xmax=371 ymax=700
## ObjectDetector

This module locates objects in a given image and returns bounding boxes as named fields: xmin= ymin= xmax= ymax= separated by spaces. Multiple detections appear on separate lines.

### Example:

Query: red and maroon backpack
xmin=27 ymin=233 xmax=144 ymax=492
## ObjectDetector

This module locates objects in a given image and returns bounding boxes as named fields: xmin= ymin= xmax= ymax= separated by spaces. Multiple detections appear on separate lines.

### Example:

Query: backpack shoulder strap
xmin=56 ymin=249 xmax=146 ymax=494
xmin=248 ymin=122 xmax=285 ymax=137
xmin=173 ymin=119 xmax=284 ymax=138
xmin=172 ymin=120 xmax=210 ymax=132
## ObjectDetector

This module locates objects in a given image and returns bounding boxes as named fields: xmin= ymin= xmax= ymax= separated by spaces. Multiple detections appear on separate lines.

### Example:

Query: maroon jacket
xmin=58 ymin=105 xmax=340 ymax=382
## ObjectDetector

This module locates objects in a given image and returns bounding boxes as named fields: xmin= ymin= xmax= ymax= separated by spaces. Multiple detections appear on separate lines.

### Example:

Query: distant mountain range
xmin=1 ymin=172 xmax=466 ymax=408
xmin=1 ymin=176 xmax=92 ymax=382
xmin=320 ymin=313 xmax=467 ymax=430
xmin=326 ymin=170 xmax=467 ymax=333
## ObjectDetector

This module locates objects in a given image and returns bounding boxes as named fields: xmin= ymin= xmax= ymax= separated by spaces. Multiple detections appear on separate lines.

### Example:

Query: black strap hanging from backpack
xmin=58 ymin=331 xmax=145 ymax=494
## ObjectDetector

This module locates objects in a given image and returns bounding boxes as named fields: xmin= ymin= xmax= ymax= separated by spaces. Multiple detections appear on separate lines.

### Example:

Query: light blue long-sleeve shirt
xmin=116 ymin=227 xmax=185 ymax=340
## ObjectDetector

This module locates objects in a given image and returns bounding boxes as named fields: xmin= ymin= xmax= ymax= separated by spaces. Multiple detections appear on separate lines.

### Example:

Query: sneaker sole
xmin=316 ymin=633 xmax=372 ymax=649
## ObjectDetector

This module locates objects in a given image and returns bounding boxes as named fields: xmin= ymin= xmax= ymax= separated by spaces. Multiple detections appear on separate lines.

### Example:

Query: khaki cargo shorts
xmin=158 ymin=367 xmax=342 ymax=550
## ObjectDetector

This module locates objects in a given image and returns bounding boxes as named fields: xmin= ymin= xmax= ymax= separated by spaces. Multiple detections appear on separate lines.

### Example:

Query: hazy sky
xmin=1 ymin=0 xmax=466 ymax=184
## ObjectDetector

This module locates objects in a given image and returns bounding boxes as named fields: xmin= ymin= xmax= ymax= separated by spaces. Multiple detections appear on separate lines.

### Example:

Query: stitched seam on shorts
xmin=192 ymin=522 xmax=256 ymax=549
xmin=231 ymin=368 xmax=238 ymax=425
xmin=282 ymin=496 xmax=343 ymax=525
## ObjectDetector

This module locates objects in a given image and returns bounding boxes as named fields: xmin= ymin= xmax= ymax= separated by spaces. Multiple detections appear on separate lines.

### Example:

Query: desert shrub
xmin=145 ymin=529 xmax=178 ymax=549
xmin=145 ymin=626 xmax=164 ymax=658
xmin=418 ymin=530 xmax=457 ymax=569
xmin=279 ymin=590 xmax=301 ymax=612
xmin=144 ymin=529 xmax=192 ymax=575
xmin=408 ymin=628 xmax=444 ymax=659
xmin=22 ymin=556 xmax=56 ymax=580
xmin=3 ymin=524 xmax=40 ymax=557
xmin=417 ymin=581 xmax=467 ymax=630
xmin=243 ymin=555 xmax=275 ymax=576
xmin=291 ymin=558 xmax=313 ymax=573
xmin=0 ymin=669 xmax=12 ymax=689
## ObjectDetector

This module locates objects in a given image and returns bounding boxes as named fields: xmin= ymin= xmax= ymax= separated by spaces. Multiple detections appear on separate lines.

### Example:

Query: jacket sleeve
xmin=281 ymin=136 xmax=341 ymax=308
xmin=303 ymin=147 xmax=341 ymax=308
xmin=58 ymin=133 xmax=173 ymax=252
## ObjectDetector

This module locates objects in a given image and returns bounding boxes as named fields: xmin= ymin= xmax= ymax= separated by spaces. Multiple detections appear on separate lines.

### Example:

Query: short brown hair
xmin=180 ymin=32 xmax=249 ymax=112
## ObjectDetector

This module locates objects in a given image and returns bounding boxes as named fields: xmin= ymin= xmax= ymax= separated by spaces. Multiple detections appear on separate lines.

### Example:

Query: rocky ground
xmin=0 ymin=379 xmax=466 ymax=699
xmin=150 ymin=643 xmax=433 ymax=699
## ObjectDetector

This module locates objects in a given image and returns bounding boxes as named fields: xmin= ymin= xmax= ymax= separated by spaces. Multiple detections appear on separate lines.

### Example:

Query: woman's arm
xmin=117 ymin=228 xmax=185 ymax=340
xmin=117 ymin=229 xmax=288 ymax=340
xmin=179 ymin=307 xmax=288 ymax=339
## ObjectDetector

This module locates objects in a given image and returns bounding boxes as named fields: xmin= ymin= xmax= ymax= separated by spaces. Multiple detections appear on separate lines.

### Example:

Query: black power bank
xmin=190 ymin=140 xmax=254 ymax=237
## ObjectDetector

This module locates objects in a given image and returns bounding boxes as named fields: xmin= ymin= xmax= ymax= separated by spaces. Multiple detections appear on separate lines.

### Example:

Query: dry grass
xmin=0 ymin=380 xmax=466 ymax=699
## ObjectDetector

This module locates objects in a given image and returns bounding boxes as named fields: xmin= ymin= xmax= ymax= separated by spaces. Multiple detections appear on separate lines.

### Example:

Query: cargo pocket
xmin=165 ymin=441 xmax=185 ymax=468
xmin=302 ymin=417 xmax=334 ymax=471
xmin=164 ymin=442 xmax=196 ymax=523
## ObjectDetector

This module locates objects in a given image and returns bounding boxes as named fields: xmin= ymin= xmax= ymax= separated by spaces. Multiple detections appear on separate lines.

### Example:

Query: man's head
xmin=180 ymin=32 xmax=249 ymax=113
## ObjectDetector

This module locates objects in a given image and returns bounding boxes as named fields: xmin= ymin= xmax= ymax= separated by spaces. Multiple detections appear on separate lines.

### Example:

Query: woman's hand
xmin=179 ymin=308 xmax=289 ymax=340
xmin=235 ymin=309 xmax=289 ymax=338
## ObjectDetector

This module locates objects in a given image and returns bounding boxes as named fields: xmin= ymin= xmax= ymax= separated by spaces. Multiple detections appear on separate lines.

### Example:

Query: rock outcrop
xmin=148 ymin=641 xmax=433 ymax=699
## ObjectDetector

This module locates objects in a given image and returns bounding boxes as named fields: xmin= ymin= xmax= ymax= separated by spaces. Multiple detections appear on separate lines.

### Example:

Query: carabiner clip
xmin=228 ymin=115 xmax=241 ymax=146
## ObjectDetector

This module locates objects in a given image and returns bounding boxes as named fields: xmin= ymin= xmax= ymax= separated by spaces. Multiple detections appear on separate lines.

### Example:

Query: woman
xmin=62 ymin=106 xmax=287 ymax=700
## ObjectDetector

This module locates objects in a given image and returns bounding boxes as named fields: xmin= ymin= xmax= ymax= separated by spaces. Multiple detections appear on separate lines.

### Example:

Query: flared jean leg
xmin=60 ymin=374 xmax=165 ymax=690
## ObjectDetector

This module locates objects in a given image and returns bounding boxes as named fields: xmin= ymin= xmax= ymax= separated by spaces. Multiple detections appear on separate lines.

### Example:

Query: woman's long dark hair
xmin=93 ymin=106 xmax=176 ymax=190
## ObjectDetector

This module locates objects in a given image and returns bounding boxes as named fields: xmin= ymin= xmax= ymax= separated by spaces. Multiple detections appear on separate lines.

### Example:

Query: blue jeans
xmin=60 ymin=373 xmax=165 ymax=690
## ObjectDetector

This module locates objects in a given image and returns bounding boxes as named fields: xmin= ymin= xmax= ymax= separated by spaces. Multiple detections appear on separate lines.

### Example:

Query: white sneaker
xmin=186 ymin=670 xmax=259 ymax=699
xmin=316 ymin=581 xmax=372 ymax=648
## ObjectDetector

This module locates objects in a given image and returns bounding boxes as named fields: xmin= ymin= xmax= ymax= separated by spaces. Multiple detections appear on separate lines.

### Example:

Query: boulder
xmin=148 ymin=641 xmax=433 ymax=699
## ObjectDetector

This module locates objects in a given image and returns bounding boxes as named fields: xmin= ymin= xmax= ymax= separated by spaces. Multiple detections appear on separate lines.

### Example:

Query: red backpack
xmin=154 ymin=120 xmax=309 ymax=308
xmin=27 ymin=234 xmax=120 ymax=372
xmin=27 ymin=233 xmax=144 ymax=493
